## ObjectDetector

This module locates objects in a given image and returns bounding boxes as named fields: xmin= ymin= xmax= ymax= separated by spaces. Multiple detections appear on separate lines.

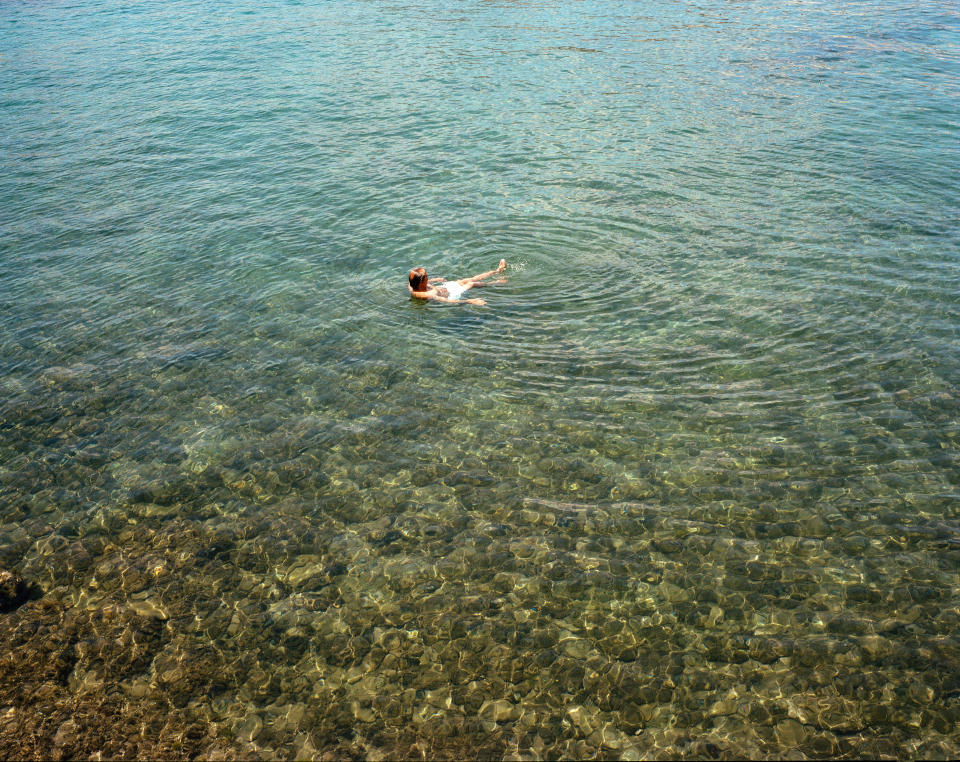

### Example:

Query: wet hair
xmin=408 ymin=267 xmax=428 ymax=291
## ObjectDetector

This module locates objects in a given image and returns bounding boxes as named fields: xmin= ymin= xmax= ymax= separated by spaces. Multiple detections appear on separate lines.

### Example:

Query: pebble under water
xmin=2 ymin=0 xmax=959 ymax=759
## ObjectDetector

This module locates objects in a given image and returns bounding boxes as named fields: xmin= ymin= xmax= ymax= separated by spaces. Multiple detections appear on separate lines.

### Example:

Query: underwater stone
xmin=652 ymin=538 xmax=683 ymax=554
xmin=367 ymin=529 xmax=402 ymax=547
xmin=707 ymin=698 xmax=739 ymax=718
xmin=234 ymin=713 xmax=263 ymax=744
xmin=845 ymin=584 xmax=881 ymax=603
xmin=858 ymin=634 xmax=893 ymax=659
xmin=826 ymin=614 xmax=868 ymax=635
xmin=52 ymin=718 xmax=79 ymax=749
xmin=745 ymin=561 xmax=780 ymax=581
xmin=478 ymin=699 xmax=519 ymax=723
xmin=444 ymin=471 xmax=494 ymax=487
xmin=775 ymin=718 xmax=810 ymax=748
xmin=809 ymin=731 xmax=840 ymax=757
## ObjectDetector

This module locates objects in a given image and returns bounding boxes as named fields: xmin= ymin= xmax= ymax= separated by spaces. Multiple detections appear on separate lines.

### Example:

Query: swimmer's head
xmin=408 ymin=267 xmax=428 ymax=291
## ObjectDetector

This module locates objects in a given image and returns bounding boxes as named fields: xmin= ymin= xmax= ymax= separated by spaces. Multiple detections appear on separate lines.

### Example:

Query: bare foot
xmin=497 ymin=259 xmax=506 ymax=273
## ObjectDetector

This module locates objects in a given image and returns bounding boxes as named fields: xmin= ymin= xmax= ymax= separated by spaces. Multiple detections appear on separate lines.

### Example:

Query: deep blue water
xmin=1 ymin=0 xmax=959 ymax=758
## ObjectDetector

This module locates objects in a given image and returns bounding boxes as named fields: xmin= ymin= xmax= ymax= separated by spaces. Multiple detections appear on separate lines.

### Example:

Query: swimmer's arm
xmin=428 ymin=277 xmax=445 ymax=283
xmin=408 ymin=287 xmax=443 ymax=302
xmin=410 ymin=289 xmax=484 ymax=305
xmin=430 ymin=294 xmax=485 ymax=305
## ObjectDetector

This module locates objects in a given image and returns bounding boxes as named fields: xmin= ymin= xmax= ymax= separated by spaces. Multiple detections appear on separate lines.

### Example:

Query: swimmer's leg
xmin=465 ymin=278 xmax=507 ymax=287
xmin=464 ymin=259 xmax=507 ymax=283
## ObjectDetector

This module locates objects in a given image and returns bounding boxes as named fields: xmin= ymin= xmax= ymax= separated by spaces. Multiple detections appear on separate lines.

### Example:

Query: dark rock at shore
xmin=0 ymin=570 xmax=39 ymax=613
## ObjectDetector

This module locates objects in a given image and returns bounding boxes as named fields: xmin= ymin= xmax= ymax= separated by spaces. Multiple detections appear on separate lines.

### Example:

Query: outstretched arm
xmin=410 ymin=287 xmax=485 ymax=305
xmin=429 ymin=294 xmax=485 ymax=305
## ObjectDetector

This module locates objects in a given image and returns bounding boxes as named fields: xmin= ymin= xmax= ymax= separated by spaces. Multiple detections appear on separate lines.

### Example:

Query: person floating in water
xmin=408 ymin=259 xmax=507 ymax=305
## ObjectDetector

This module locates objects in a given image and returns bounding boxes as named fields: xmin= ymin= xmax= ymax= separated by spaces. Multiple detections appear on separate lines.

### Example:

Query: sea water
xmin=1 ymin=0 xmax=959 ymax=758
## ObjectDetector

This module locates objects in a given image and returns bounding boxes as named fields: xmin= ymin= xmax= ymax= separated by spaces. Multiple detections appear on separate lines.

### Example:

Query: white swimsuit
xmin=441 ymin=281 xmax=467 ymax=300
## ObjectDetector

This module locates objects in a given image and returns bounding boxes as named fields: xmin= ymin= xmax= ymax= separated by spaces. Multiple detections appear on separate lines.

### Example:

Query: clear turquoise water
xmin=1 ymin=0 xmax=959 ymax=758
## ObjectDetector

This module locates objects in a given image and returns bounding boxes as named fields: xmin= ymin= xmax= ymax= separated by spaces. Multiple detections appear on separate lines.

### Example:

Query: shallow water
xmin=1 ymin=0 xmax=959 ymax=758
